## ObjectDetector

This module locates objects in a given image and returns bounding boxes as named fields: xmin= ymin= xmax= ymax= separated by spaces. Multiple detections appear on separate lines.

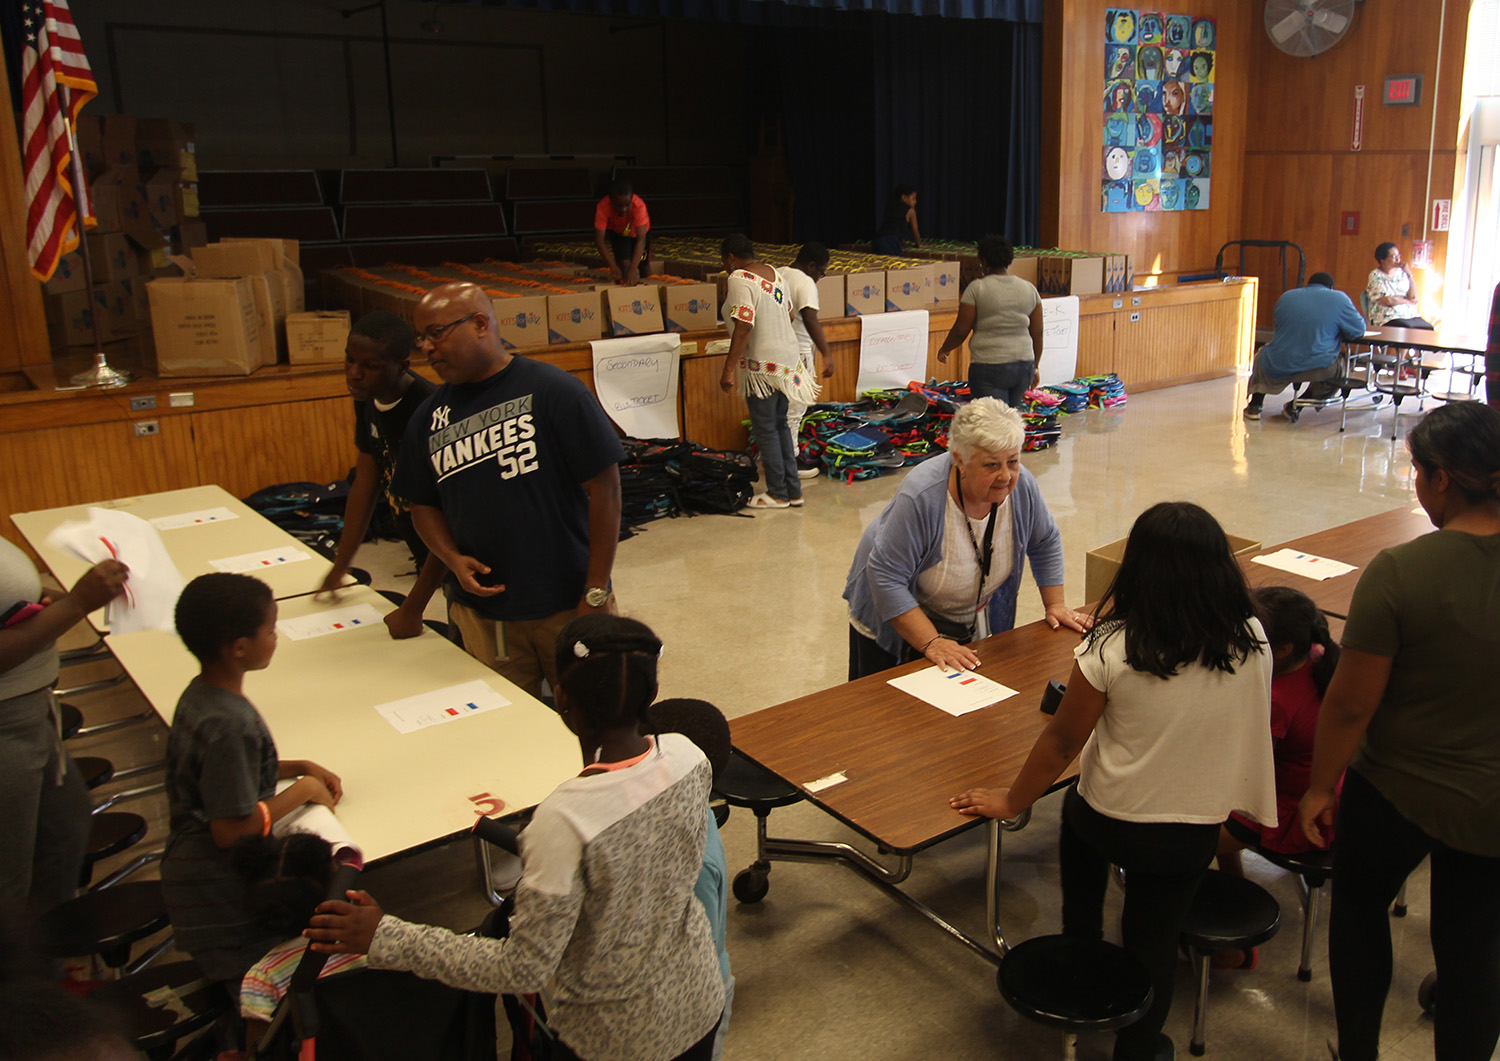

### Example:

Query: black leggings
xmin=1330 ymin=769 xmax=1500 ymax=1061
xmin=551 ymin=1016 xmax=720 ymax=1061
xmin=1059 ymin=785 xmax=1219 ymax=1061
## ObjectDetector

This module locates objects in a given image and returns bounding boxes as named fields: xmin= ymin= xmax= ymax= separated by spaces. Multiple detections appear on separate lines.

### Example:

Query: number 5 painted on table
xmin=469 ymin=792 xmax=506 ymax=816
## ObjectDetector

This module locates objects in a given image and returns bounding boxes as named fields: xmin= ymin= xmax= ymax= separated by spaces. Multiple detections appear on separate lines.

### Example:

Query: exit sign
xmin=1384 ymin=75 xmax=1422 ymax=106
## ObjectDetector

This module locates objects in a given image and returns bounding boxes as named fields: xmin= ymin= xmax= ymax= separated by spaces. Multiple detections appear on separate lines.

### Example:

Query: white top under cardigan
xmin=1074 ymin=618 xmax=1278 ymax=826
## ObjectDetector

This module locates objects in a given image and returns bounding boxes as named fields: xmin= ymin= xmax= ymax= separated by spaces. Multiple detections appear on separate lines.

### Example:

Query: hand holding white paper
xmin=273 ymin=778 xmax=364 ymax=865
xmin=45 ymin=507 xmax=186 ymax=633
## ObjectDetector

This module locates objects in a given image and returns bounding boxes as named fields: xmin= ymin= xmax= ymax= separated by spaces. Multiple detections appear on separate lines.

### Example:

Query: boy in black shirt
xmin=317 ymin=312 xmax=445 ymax=638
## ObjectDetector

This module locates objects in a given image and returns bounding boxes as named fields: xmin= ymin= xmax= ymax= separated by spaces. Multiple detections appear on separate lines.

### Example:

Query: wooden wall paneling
xmin=1 ymin=419 xmax=199 ymax=552
xmin=681 ymin=355 xmax=750 ymax=451
xmin=0 ymin=45 xmax=52 ymax=372
xmin=190 ymin=398 xmax=356 ymax=500
xmin=1076 ymin=312 xmax=1117 ymax=377
xmin=1043 ymin=0 xmax=1250 ymax=277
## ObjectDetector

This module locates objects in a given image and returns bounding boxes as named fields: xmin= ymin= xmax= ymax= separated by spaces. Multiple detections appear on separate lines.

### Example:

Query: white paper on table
xmin=149 ymin=507 xmax=240 ymax=531
xmin=272 ymin=779 xmax=363 ymax=863
xmin=857 ymin=310 xmax=930 ymax=394
xmin=1363 ymin=331 xmax=1383 ymax=337
xmin=45 ymin=507 xmax=186 ymax=633
xmin=1250 ymin=548 xmax=1358 ymax=581
xmin=886 ymin=666 xmax=1020 ymax=717
xmin=208 ymin=546 xmax=313 ymax=574
xmin=373 ymin=679 xmax=512 ymax=735
xmin=277 ymin=604 xmax=385 ymax=641
xmin=805 ymin=771 xmax=849 ymax=793
xmin=589 ymin=332 xmax=682 ymax=438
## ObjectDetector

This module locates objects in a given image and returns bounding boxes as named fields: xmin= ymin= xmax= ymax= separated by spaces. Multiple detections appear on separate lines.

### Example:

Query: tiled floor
xmin=63 ymin=374 xmax=1481 ymax=1059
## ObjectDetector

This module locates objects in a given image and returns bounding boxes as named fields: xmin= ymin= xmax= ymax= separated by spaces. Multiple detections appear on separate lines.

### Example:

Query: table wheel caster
xmin=733 ymin=865 xmax=770 ymax=904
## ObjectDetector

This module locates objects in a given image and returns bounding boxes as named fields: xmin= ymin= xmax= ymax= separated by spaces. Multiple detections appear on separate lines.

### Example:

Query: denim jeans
xmin=969 ymin=360 xmax=1034 ymax=407
xmin=745 ymin=391 xmax=800 ymax=501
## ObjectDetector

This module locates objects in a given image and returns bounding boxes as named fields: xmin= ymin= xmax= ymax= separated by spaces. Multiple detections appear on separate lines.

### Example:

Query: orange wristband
xmin=257 ymin=801 xmax=271 ymax=836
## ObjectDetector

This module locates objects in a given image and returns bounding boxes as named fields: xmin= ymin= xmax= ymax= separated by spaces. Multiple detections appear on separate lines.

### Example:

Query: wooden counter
xmin=1 ymin=281 xmax=1253 ymax=553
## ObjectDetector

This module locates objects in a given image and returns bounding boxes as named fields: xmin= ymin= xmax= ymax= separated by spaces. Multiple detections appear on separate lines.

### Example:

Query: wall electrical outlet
xmin=133 ymin=421 xmax=159 ymax=437
xmin=1129 ymin=312 xmax=1141 ymax=323
xmin=129 ymin=395 xmax=156 ymax=411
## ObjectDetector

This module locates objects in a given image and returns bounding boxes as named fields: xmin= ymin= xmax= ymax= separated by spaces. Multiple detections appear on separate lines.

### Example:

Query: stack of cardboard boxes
xmin=147 ymin=238 xmax=316 ymax=377
xmin=41 ymin=115 xmax=205 ymax=357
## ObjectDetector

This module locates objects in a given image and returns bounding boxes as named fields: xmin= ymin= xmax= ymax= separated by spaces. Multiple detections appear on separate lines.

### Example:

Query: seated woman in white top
xmin=952 ymin=501 xmax=1276 ymax=1061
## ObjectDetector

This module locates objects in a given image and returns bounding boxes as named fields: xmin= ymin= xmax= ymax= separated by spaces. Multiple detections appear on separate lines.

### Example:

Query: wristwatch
xmin=584 ymin=587 xmax=612 ymax=608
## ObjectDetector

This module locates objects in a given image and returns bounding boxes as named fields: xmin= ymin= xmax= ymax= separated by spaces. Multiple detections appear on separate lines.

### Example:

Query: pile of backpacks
xmin=617 ymin=439 xmax=760 ymax=534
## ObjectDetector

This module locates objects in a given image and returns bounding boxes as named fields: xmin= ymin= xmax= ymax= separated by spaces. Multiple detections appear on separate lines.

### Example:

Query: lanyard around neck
xmin=954 ymin=467 xmax=999 ymax=612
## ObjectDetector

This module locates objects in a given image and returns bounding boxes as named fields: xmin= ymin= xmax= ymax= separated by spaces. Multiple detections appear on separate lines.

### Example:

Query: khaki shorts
xmin=447 ymin=601 xmax=578 ymax=700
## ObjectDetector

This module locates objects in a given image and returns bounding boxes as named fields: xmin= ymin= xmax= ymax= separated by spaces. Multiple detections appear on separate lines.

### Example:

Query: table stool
xmin=1180 ymin=870 xmax=1281 ymax=1056
xmin=87 ymin=960 xmax=229 ymax=1060
xmin=714 ymin=751 xmax=803 ymax=904
xmin=76 ymin=755 xmax=115 ymax=789
xmin=81 ymin=812 xmax=148 ymax=888
xmin=1253 ymin=845 xmax=1333 ymax=981
xmin=997 ymin=935 xmax=1153 ymax=1060
xmin=42 ymin=880 xmax=171 ymax=975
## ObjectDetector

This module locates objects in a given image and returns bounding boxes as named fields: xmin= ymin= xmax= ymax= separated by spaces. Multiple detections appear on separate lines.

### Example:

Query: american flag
xmin=16 ymin=0 xmax=97 ymax=282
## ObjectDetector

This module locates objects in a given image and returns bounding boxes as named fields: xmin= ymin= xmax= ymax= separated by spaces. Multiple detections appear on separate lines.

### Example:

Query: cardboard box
xmin=89 ymin=172 xmax=149 ymax=233
xmin=178 ymin=219 xmax=209 ymax=251
xmin=192 ymin=241 xmax=276 ymax=278
xmin=85 ymin=232 xmax=139 ymax=283
xmin=602 ymin=285 xmax=664 ymax=337
xmin=120 ymin=276 xmax=152 ymax=331
xmin=281 ymin=261 xmax=305 ymax=315
xmin=148 ymin=276 xmax=265 ymax=377
xmin=286 ymin=311 xmax=351 ymax=365
xmin=546 ymin=291 xmax=606 ymax=344
xmin=1009 ymin=255 xmax=1040 ymax=285
xmin=143 ymin=170 xmax=185 ymax=229
xmin=100 ymin=115 xmax=137 ymax=172
xmin=1102 ymin=253 xmax=1132 ymax=294
xmin=45 ymin=283 xmax=137 ymax=346
xmin=492 ymin=295 xmax=549 ymax=349
xmin=662 ymin=282 xmax=718 ymax=333
xmin=43 ymin=252 xmax=86 ymax=295
xmin=1036 ymin=254 xmax=1105 ymax=296
xmin=885 ymin=264 xmax=934 ymax=311
xmin=815 ymin=274 xmax=845 ymax=321
xmin=221 ymin=237 xmax=294 ymax=269
xmin=931 ymin=261 xmax=962 ymax=305
xmin=135 ymin=119 xmax=196 ymax=175
xmin=844 ymin=270 xmax=885 ymax=316
xmin=1084 ymin=532 xmax=1262 ymax=606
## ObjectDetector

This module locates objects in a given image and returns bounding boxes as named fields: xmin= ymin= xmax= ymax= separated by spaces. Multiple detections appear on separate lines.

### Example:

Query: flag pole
xmin=61 ymin=88 xmax=131 ymax=388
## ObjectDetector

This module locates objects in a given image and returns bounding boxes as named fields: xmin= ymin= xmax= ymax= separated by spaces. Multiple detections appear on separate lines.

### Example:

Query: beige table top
xmin=12 ymin=485 xmax=351 ymax=631
xmin=104 ymin=586 xmax=581 ymax=865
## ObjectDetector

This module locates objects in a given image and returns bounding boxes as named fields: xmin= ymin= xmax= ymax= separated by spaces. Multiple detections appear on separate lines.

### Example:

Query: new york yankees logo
xmin=430 ymin=405 xmax=451 ymax=430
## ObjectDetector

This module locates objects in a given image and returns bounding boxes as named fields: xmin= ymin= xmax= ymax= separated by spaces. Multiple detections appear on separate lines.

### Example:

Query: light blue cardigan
xmin=842 ymin=453 xmax=1065 ymax=659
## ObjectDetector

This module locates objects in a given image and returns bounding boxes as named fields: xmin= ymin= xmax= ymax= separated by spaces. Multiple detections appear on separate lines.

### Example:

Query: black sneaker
xmin=1242 ymin=404 xmax=1261 ymax=420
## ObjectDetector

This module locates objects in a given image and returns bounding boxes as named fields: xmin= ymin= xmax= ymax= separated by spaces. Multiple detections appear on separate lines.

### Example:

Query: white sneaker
xmin=797 ymin=467 xmax=820 ymax=480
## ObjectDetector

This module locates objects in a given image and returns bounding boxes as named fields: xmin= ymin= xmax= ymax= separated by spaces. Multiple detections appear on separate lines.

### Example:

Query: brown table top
xmin=1366 ymin=326 xmax=1489 ymax=356
xmin=1241 ymin=503 xmax=1433 ymax=618
xmin=730 ymin=618 xmax=1084 ymax=854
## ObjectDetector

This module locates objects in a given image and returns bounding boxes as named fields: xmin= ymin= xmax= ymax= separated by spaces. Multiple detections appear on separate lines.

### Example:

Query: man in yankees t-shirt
xmin=393 ymin=282 xmax=624 ymax=697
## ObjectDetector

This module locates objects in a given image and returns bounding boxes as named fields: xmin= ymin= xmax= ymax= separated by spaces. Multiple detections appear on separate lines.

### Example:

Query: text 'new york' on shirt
xmin=392 ymin=356 xmax=625 ymax=622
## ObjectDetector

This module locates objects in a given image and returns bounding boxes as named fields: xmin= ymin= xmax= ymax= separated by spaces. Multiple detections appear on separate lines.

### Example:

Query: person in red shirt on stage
xmin=594 ymin=180 xmax=651 ymax=286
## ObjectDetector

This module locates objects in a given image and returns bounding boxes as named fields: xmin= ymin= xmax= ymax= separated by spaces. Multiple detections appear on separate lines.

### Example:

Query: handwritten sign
xmin=1038 ymin=296 xmax=1080 ymax=387
xmin=857 ymin=309 xmax=930 ymax=395
xmin=590 ymin=333 xmax=682 ymax=438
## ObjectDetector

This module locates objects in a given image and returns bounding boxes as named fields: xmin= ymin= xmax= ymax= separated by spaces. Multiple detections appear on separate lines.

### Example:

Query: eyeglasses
xmin=418 ymin=312 xmax=480 ymax=345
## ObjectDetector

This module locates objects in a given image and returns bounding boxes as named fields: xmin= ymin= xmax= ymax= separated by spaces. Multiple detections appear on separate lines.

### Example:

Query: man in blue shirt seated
xmin=1244 ymin=272 xmax=1367 ymax=420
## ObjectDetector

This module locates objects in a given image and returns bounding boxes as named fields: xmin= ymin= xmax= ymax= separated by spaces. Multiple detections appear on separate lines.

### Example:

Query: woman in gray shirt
xmin=938 ymin=236 xmax=1043 ymax=408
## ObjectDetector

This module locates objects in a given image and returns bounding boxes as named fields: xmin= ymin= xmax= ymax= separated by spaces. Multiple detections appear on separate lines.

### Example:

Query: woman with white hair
xmin=843 ymin=398 xmax=1090 ymax=680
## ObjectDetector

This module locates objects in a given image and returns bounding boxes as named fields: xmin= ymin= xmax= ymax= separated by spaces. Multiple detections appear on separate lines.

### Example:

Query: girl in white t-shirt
xmin=952 ymin=501 xmax=1275 ymax=1061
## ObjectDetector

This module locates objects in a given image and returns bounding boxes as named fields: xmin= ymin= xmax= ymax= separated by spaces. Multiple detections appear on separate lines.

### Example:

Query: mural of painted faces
xmin=1106 ymin=80 xmax=1135 ymax=113
xmin=1190 ymin=51 xmax=1214 ymax=82
xmin=1105 ymin=146 xmax=1132 ymax=181
xmin=1108 ymin=8 xmax=1138 ymax=43
xmin=1108 ymin=44 xmax=1135 ymax=79
xmin=1137 ymin=45 xmax=1164 ymax=80
xmin=1162 ymin=81 xmax=1187 ymax=115
xmin=1192 ymin=17 xmax=1216 ymax=49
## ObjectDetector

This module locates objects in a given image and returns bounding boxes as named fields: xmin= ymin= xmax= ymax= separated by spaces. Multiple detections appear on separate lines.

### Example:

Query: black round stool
xmin=75 ymin=755 xmax=115 ymax=790
xmin=1254 ymin=845 xmax=1333 ymax=981
xmin=59 ymin=701 xmax=84 ymax=740
xmin=42 ymin=880 xmax=170 ymax=972
xmin=998 ymin=935 xmax=1153 ymax=1057
xmin=81 ymin=812 xmax=149 ymax=888
xmin=713 ymin=751 xmax=803 ymax=904
xmin=1180 ymin=870 xmax=1281 ymax=1056
xmin=88 ymin=960 xmax=230 ymax=1061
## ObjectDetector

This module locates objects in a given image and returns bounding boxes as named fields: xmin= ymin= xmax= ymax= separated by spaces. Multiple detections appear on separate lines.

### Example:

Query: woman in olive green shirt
xmin=1299 ymin=402 xmax=1500 ymax=1061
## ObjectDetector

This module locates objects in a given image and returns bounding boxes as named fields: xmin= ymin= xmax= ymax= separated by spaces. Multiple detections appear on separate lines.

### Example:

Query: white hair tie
xmin=573 ymin=641 xmax=590 ymax=658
